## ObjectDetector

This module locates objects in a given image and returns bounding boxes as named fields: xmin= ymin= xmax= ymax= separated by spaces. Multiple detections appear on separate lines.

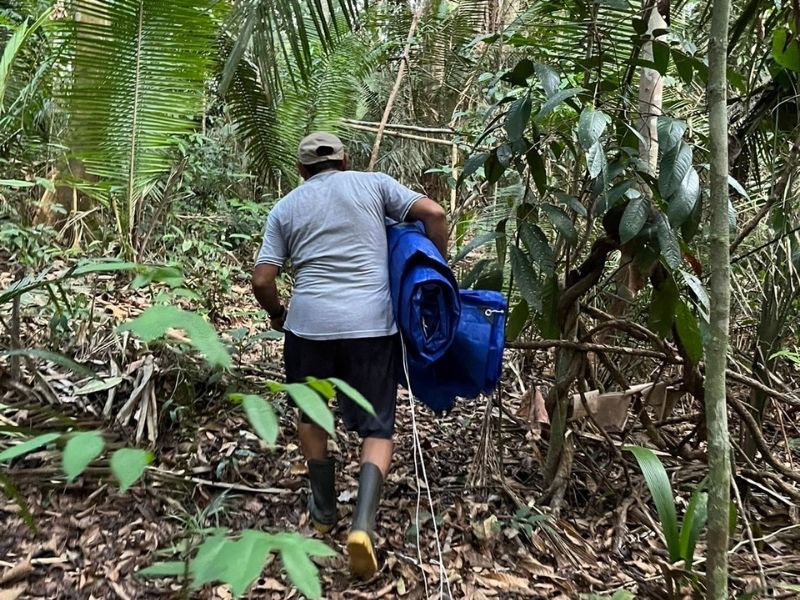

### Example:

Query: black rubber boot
xmin=347 ymin=462 xmax=383 ymax=579
xmin=307 ymin=457 xmax=336 ymax=533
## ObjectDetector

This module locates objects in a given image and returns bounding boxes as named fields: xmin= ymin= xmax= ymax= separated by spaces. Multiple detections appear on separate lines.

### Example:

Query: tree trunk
xmin=706 ymin=0 xmax=732 ymax=594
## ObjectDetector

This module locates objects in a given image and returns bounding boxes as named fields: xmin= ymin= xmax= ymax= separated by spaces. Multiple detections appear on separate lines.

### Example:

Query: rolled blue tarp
xmin=387 ymin=223 xmax=461 ymax=363
xmin=387 ymin=222 xmax=507 ymax=412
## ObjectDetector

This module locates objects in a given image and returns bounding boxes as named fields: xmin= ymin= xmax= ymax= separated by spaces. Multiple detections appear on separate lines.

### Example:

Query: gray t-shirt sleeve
xmin=377 ymin=173 xmax=424 ymax=222
xmin=255 ymin=210 xmax=287 ymax=267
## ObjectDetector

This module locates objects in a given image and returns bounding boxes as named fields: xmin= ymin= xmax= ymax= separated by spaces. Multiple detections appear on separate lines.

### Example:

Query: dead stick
xmin=149 ymin=467 xmax=295 ymax=496
xmin=367 ymin=6 xmax=424 ymax=171
xmin=507 ymin=339 xmax=675 ymax=361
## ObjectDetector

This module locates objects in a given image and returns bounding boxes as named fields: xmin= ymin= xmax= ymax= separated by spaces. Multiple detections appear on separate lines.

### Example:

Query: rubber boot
xmin=347 ymin=462 xmax=383 ymax=579
xmin=307 ymin=457 xmax=336 ymax=533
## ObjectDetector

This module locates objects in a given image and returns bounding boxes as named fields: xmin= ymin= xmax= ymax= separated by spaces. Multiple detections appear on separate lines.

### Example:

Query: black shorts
xmin=283 ymin=331 xmax=400 ymax=439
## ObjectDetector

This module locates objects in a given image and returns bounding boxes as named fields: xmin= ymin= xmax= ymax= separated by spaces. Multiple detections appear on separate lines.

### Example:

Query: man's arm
xmin=407 ymin=198 xmax=448 ymax=258
xmin=252 ymin=264 xmax=286 ymax=329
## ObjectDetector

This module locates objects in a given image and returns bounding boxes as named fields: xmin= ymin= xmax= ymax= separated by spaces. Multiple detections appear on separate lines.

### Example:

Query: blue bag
xmin=387 ymin=222 xmax=507 ymax=412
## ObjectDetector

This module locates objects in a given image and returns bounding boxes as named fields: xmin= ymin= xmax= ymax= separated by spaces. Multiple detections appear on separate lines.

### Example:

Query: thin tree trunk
xmin=637 ymin=1 xmax=667 ymax=173
xmin=367 ymin=6 xmax=424 ymax=171
xmin=706 ymin=0 xmax=732 ymax=594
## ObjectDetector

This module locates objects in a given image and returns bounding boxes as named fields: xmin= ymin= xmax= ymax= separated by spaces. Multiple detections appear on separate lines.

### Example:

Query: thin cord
xmin=400 ymin=335 xmax=453 ymax=599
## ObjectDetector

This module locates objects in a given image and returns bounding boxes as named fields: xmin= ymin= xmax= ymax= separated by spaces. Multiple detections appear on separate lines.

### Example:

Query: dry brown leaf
xmin=476 ymin=572 xmax=536 ymax=596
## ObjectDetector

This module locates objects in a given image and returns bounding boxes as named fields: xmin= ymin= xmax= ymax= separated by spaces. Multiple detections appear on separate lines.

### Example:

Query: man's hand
xmin=407 ymin=197 xmax=448 ymax=259
xmin=252 ymin=264 xmax=286 ymax=329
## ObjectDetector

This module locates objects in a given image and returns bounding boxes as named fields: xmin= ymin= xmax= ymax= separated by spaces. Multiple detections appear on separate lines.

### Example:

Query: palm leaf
xmin=63 ymin=0 xmax=213 ymax=255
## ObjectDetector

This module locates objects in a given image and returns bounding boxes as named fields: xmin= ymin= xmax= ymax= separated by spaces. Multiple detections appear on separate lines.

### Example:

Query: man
xmin=251 ymin=132 xmax=447 ymax=579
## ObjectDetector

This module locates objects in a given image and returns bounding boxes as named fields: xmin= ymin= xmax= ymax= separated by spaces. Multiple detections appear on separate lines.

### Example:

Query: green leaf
xmin=459 ymin=152 xmax=489 ymax=185
xmin=74 ymin=377 xmax=124 ymax=396
xmin=118 ymin=306 xmax=231 ymax=369
xmin=503 ymin=58 xmax=535 ymax=86
xmin=505 ymin=300 xmax=529 ymax=342
xmin=484 ymin=150 xmax=506 ymax=184
xmin=595 ymin=180 xmax=635 ymax=216
xmin=536 ymin=87 xmax=582 ymax=120
xmin=460 ymin=259 xmax=494 ymax=289
xmin=137 ymin=561 xmax=187 ymax=578
xmin=0 ymin=433 xmax=60 ymax=463
xmin=0 ymin=179 xmax=34 ymax=188
xmin=110 ymin=448 xmax=154 ymax=492
xmin=510 ymin=247 xmax=542 ymax=312
xmin=772 ymin=28 xmax=800 ymax=71
xmin=541 ymin=204 xmax=578 ymax=244
xmin=679 ymin=487 xmax=708 ymax=563
xmin=586 ymin=141 xmax=606 ymax=179
xmin=652 ymin=40 xmax=670 ymax=74
xmin=680 ymin=270 xmax=710 ymax=319
xmin=656 ymin=214 xmax=682 ymax=269
xmin=525 ymin=146 xmax=547 ymax=195
xmin=0 ymin=349 xmax=98 ymax=380
xmin=329 ymin=377 xmax=375 ymax=416
xmin=283 ymin=383 xmax=335 ymax=435
xmin=242 ymin=395 xmax=279 ymax=446
xmin=518 ymin=222 xmax=555 ymax=275
xmin=505 ymin=95 xmax=532 ymax=142
xmin=222 ymin=530 xmax=272 ymax=597
xmin=72 ymin=260 xmax=139 ymax=276
xmin=534 ymin=62 xmax=559 ymax=97
xmin=667 ymin=168 xmax=700 ymax=227
xmin=280 ymin=544 xmax=322 ymax=600
xmin=625 ymin=446 xmax=681 ymax=562
xmin=190 ymin=533 xmax=232 ymax=589
xmin=305 ymin=377 xmax=336 ymax=399
xmin=62 ymin=432 xmax=105 ymax=482
xmin=656 ymin=116 xmax=687 ymax=156
xmin=453 ymin=232 xmax=503 ymax=263
xmin=556 ymin=193 xmax=587 ymax=217
xmin=727 ymin=175 xmax=749 ymax=199
xmin=658 ymin=141 xmax=693 ymax=199
xmin=675 ymin=301 xmax=704 ymax=363
xmin=648 ymin=277 xmax=679 ymax=337
xmin=619 ymin=195 xmax=649 ymax=243
xmin=578 ymin=108 xmax=611 ymax=150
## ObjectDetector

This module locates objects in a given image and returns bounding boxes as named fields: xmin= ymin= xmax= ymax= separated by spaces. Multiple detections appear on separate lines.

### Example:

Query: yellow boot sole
xmin=346 ymin=530 xmax=378 ymax=579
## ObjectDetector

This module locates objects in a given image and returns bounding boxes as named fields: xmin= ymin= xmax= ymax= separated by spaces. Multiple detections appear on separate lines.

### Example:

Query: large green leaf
xmin=118 ymin=306 xmax=231 ymax=368
xmin=675 ymin=301 xmax=703 ymax=363
xmin=190 ymin=532 xmax=231 ymax=589
xmin=534 ymin=62 xmax=559 ymax=97
xmin=239 ymin=395 xmax=278 ymax=446
xmin=505 ymin=94 xmax=532 ymax=141
xmin=541 ymin=203 xmax=578 ymax=244
xmin=280 ymin=543 xmax=322 ymax=600
xmin=667 ymin=168 xmax=700 ymax=227
xmin=656 ymin=214 xmax=682 ymax=269
xmin=526 ymin=146 xmax=547 ymax=195
xmin=586 ymin=141 xmax=606 ymax=179
xmin=65 ymin=0 xmax=214 ymax=251
xmin=329 ymin=377 xmax=375 ymax=416
xmin=772 ymin=28 xmax=800 ymax=71
xmin=577 ymin=107 xmax=610 ymax=150
xmin=648 ymin=278 xmax=679 ymax=337
xmin=619 ymin=195 xmax=649 ymax=243
xmin=505 ymin=300 xmax=529 ymax=342
xmin=658 ymin=141 xmax=693 ymax=199
xmin=0 ymin=433 xmax=60 ymax=463
xmin=62 ymin=431 xmax=105 ymax=482
xmin=458 ymin=152 xmax=489 ymax=185
xmin=282 ymin=383 xmax=335 ymax=434
xmin=656 ymin=116 xmax=687 ymax=156
xmin=535 ymin=87 xmax=582 ymax=120
xmin=510 ymin=247 xmax=542 ymax=312
xmin=518 ymin=222 xmax=555 ymax=275
xmin=110 ymin=448 xmax=153 ymax=492
xmin=679 ymin=487 xmax=708 ymax=564
xmin=221 ymin=530 xmax=272 ymax=597
xmin=453 ymin=232 xmax=503 ymax=263
xmin=625 ymin=446 xmax=681 ymax=562
xmin=0 ymin=8 xmax=52 ymax=108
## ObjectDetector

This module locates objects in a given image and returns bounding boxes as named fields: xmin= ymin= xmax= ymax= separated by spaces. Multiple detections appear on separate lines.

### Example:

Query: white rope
xmin=400 ymin=335 xmax=453 ymax=600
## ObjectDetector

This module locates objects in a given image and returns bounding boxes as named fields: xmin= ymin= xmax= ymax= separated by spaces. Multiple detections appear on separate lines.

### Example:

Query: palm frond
xmin=64 ymin=0 xmax=214 ymax=253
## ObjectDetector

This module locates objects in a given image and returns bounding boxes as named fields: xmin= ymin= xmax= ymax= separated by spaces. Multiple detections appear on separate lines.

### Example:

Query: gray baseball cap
xmin=297 ymin=132 xmax=346 ymax=165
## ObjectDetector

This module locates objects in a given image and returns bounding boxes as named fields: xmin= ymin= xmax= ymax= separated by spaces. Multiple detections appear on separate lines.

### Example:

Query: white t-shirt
xmin=256 ymin=170 xmax=423 ymax=340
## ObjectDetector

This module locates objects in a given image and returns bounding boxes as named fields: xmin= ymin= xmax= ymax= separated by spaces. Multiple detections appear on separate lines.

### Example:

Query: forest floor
xmin=1 ymin=272 xmax=799 ymax=599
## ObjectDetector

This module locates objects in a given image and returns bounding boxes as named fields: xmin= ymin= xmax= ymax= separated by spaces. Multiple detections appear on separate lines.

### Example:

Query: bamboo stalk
xmin=343 ymin=122 xmax=457 ymax=147
xmin=343 ymin=118 xmax=454 ymax=135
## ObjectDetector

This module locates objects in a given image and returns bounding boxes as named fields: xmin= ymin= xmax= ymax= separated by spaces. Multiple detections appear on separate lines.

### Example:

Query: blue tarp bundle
xmin=387 ymin=223 xmax=507 ymax=412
